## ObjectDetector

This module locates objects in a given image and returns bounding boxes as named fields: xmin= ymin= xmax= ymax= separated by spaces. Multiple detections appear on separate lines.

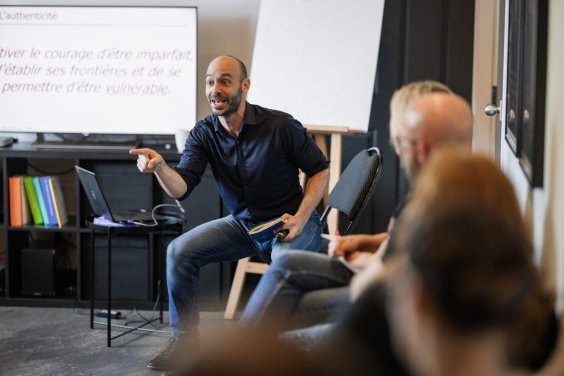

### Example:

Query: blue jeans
xmin=166 ymin=212 xmax=322 ymax=338
xmin=238 ymin=250 xmax=354 ymax=330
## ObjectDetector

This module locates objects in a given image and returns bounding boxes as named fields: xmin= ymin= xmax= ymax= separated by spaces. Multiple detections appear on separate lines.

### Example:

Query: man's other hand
xmin=276 ymin=213 xmax=307 ymax=241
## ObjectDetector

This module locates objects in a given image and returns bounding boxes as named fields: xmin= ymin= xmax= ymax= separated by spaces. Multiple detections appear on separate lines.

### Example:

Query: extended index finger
xmin=129 ymin=148 xmax=151 ymax=157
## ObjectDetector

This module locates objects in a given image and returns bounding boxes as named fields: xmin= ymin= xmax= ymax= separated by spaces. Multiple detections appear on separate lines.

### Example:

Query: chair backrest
xmin=320 ymin=147 xmax=383 ymax=235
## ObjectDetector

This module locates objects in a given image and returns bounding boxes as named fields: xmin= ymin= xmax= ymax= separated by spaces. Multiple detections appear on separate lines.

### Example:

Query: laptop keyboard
xmin=112 ymin=210 xmax=166 ymax=223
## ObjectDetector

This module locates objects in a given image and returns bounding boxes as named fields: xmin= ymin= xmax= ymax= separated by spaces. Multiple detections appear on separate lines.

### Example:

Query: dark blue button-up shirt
xmin=174 ymin=102 xmax=330 ymax=222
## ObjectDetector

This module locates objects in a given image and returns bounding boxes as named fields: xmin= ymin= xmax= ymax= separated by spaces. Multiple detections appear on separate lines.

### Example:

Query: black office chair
xmin=224 ymin=147 xmax=384 ymax=320
xmin=320 ymin=146 xmax=384 ymax=236
xmin=281 ymin=147 xmax=384 ymax=328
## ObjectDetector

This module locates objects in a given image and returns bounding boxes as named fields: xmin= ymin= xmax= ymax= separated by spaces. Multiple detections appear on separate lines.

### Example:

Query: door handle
xmin=484 ymin=104 xmax=500 ymax=116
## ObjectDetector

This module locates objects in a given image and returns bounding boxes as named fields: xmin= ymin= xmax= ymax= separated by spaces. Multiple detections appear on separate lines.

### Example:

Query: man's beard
xmin=210 ymin=87 xmax=243 ymax=117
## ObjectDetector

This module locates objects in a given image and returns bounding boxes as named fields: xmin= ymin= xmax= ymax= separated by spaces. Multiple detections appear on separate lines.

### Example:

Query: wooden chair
xmin=224 ymin=256 xmax=268 ymax=319
xmin=224 ymin=147 xmax=384 ymax=319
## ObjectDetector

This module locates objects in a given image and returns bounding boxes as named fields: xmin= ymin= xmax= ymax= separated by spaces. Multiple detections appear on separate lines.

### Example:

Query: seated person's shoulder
xmin=319 ymin=282 xmax=411 ymax=376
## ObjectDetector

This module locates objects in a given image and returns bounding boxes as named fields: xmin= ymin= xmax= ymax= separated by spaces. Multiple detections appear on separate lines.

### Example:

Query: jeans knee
xmin=270 ymin=251 xmax=303 ymax=273
xmin=167 ymin=236 xmax=190 ymax=267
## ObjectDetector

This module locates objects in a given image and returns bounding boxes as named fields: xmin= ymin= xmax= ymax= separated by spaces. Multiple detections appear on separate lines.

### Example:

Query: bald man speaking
xmin=130 ymin=55 xmax=329 ymax=371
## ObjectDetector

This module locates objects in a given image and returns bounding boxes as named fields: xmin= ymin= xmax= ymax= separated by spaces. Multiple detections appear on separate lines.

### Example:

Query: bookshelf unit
xmin=0 ymin=142 xmax=228 ymax=310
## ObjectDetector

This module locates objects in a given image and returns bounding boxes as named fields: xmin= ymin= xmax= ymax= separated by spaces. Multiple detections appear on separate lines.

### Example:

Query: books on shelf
xmin=8 ymin=176 xmax=21 ymax=226
xmin=8 ymin=175 xmax=67 ymax=228
xmin=39 ymin=176 xmax=59 ymax=226
xmin=23 ymin=176 xmax=43 ymax=225
xmin=32 ymin=176 xmax=51 ymax=226
xmin=8 ymin=176 xmax=27 ymax=226
xmin=48 ymin=176 xmax=68 ymax=228
xmin=21 ymin=179 xmax=31 ymax=225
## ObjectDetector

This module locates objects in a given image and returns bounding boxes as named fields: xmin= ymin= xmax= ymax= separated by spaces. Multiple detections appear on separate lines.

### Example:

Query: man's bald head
xmin=403 ymin=92 xmax=473 ymax=149
xmin=397 ymin=92 xmax=473 ymax=180
xmin=207 ymin=55 xmax=248 ymax=82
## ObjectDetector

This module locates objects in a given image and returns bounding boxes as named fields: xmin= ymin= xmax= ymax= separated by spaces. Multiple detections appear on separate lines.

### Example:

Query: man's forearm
xmin=357 ymin=233 xmax=388 ymax=252
xmin=154 ymin=164 xmax=189 ymax=199
xmin=295 ymin=168 xmax=329 ymax=221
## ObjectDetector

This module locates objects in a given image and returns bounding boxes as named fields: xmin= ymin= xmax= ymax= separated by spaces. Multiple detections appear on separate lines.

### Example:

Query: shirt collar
xmin=212 ymin=101 xmax=257 ymax=133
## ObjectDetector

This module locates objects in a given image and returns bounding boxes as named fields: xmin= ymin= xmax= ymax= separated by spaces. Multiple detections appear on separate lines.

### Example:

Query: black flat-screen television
xmin=0 ymin=5 xmax=197 ymax=140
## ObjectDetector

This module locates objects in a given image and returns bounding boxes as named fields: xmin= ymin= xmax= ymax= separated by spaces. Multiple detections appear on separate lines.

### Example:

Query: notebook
xmin=75 ymin=165 xmax=165 ymax=224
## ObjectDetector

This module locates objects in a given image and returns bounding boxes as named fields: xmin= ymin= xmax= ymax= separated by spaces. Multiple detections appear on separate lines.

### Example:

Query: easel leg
xmin=328 ymin=134 xmax=342 ymax=234
xmin=313 ymin=132 xmax=342 ymax=235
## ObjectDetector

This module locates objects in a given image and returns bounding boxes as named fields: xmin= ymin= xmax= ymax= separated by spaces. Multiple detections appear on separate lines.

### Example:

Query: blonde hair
xmin=389 ymin=81 xmax=451 ymax=153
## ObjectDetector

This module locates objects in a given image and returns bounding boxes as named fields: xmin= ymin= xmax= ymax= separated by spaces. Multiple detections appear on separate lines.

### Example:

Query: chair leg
xmin=224 ymin=257 xmax=250 ymax=319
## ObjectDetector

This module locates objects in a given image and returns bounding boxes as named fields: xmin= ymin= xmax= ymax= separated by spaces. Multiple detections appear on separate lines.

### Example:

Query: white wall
xmin=471 ymin=0 xmax=498 ymax=160
xmin=498 ymin=0 xmax=564 ymax=311
xmin=3 ymin=0 xmax=261 ymax=141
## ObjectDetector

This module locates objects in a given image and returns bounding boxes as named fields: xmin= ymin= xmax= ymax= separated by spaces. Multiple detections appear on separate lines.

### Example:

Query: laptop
xmin=75 ymin=165 xmax=165 ymax=223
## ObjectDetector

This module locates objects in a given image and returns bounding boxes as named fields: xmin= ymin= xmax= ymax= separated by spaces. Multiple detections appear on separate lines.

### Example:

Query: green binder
xmin=23 ymin=176 xmax=43 ymax=225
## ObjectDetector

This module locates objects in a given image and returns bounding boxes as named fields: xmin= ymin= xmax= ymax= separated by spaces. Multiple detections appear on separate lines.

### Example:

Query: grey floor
xmin=0 ymin=306 xmax=234 ymax=376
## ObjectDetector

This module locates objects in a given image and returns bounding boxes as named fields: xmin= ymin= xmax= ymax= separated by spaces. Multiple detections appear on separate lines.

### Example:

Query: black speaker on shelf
xmin=21 ymin=247 xmax=57 ymax=297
